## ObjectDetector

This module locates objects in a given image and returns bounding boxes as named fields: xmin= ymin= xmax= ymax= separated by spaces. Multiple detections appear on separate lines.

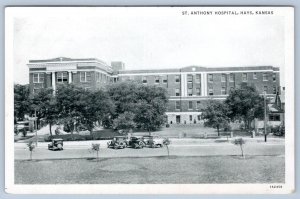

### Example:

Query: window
xmin=175 ymin=75 xmax=180 ymax=83
xmin=189 ymin=115 xmax=193 ymax=121
xmin=208 ymin=88 xmax=213 ymax=95
xmin=175 ymin=88 xmax=180 ymax=96
xmin=57 ymin=72 xmax=68 ymax=83
xmin=221 ymin=74 xmax=226 ymax=82
xmin=33 ymin=73 xmax=44 ymax=83
xmin=242 ymin=73 xmax=248 ymax=82
xmin=142 ymin=76 xmax=147 ymax=84
xmin=263 ymin=73 xmax=268 ymax=81
xmin=175 ymin=101 xmax=180 ymax=110
xmin=196 ymin=101 xmax=201 ymax=110
xmin=264 ymin=86 xmax=268 ymax=93
xmin=80 ymin=72 xmax=91 ymax=82
xmin=229 ymin=73 xmax=234 ymax=82
xmin=188 ymin=101 xmax=193 ymax=110
xmin=253 ymin=72 xmax=257 ymax=79
xmin=273 ymin=86 xmax=277 ymax=94
xmin=269 ymin=115 xmax=280 ymax=121
xmin=221 ymin=87 xmax=226 ymax=95
xmin=155 ymin=76 xmax=160 ymax=84
xmin=188 ymin=88 xmax=193 ymax=96
xmin=196 ymin=74 xmax=201 ymax=83
xmin=208 ymin=74 xmax=213 ymax=82
xmin=273 ymin=74 xmax=276 ymax=82
xmin=162 ymin=75 xmax=168 ymax=84
xmin=197 ymin=115 xmax=201 ymax=121
xmin=196 ymin=88 xmax=201 ymax=96
xmin=187 ymin=74 xmax=193 ymax=83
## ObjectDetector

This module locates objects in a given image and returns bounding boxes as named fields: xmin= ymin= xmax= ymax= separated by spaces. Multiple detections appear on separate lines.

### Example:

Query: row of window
xmin=207 ymin=86 xmax=277 ymax=96
xmin=208 ymin=73 xmax=276 ymax=83
xmin=175 ymin=101 xmax=202 ymax=110
xmin=33 ymin=72 xmax=110 ymax=83
xmin=174 ymin=85 xmax=278 ymax=97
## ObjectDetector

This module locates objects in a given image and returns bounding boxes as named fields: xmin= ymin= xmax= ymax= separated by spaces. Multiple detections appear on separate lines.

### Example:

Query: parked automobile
xmin=107 ymin=136 xmax=127 ymax=149
xmin=48 ymin=138 xmax=64 ymax=151
xmin=143 ymin=135 xmax=164 ymax=148
xmin=128 ymin=136 xmax=146 ymax=149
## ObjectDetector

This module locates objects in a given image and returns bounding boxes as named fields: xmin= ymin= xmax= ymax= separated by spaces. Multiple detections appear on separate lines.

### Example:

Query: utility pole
xmin=34 ymin=110 xmax=38 ymax=147
xmin=264 ymin=92 xmax=267 ymax=142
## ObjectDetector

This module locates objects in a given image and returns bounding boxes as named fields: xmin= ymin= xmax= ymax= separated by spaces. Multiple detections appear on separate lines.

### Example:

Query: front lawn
xmin=15 ymin=155 xmax=284 ymax=184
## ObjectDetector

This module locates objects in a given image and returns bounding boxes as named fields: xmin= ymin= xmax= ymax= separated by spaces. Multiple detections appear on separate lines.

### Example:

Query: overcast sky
xmin=11 ymin=7 xmax=285 ymax=85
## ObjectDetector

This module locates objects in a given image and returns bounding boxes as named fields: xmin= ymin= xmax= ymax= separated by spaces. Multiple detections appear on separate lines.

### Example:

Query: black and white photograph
xmin=5 ymin=6 xmax=294 ymax=194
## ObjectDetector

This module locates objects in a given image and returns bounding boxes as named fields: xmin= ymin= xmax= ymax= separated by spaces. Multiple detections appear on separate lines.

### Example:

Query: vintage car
xmin=143 ymin=135 xmax=164 ymax=148
xmin=107 ymin=136 xmax=127 ymax=149
xmin=48 ymin=138 xmax=64 ymax=151
xmin=128 ymin=136 xmax=146 ymax=149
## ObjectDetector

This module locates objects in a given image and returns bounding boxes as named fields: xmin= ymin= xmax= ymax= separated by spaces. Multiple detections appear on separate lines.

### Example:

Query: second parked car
xmin=128 ymin=136 xmax=146 ymax=149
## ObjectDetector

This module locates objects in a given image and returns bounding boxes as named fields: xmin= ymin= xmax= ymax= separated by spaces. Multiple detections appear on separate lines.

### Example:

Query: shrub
xmin=166 ymin=124 xmax=170 ymax=128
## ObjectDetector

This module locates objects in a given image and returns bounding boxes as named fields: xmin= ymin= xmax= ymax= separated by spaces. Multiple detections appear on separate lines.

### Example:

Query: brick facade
xmin=28 ymin=58 xmax=280 ymax=124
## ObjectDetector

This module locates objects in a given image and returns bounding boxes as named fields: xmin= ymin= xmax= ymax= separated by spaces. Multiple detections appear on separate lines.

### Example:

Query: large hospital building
xmin=28 ymin=57 xmax=280 ymax=124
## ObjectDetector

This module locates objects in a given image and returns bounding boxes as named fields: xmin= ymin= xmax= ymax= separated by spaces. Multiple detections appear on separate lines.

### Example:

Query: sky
xmin=11 ymin=7 xmax=285 ymax=85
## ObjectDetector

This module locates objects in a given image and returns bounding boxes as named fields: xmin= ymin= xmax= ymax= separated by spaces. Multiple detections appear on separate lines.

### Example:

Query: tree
xmin=107 ymin=81 xmax=169 ymax=134
xmin=29 ymin=88 xmax=58 ymax=136
xmin=27 ymin=141 xmax=35 ymax=160
xmin=55 ymin=84 xmax=88 ymax=136
xmin=163 ymin=138 xmax=171 ymax=157
xmin=56 ymin=84 xmax=115 ymax=137
xmin=234 ymin=138 xmax=246 ymax=158
xmin=202 ymin=100 xmax=230 ymax=136
xmin=113 ymin=111 xmax=136 ymax=134
xmin=14 ymin=84 xmax=30 ymax=122
xmin=90 ymin=143 xmax=100 ymax=162
xmin=225 ymin=85 xmax=264 ymax=129
xmin=134 ymin=85 xmax=168 ymax=135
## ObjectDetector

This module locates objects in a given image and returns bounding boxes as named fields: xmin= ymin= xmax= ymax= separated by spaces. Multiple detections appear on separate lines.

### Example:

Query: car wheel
xmin=57 ymin=144 xmax=63 ymax=150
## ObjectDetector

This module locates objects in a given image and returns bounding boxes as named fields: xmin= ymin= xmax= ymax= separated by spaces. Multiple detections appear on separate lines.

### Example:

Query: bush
xmin=166 ymin=124 xmax=170 ymax=128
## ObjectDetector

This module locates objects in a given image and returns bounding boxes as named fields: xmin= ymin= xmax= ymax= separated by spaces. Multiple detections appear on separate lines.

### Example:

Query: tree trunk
xmin=30 ymin=151 xmax=32 ymax=160
xmin=49 ymin=123 xmax=52 ymax=136
xmin=217 ymin=126 xmax=220 ymax=137
xmin=96 ymin=151 xmax=99 ymax=162
xmin=166 ymin=145 xmax=169 ymax=157
xmin=148 ymin=129 xmax=151 ymax=136
xmin=240 ymin=145 xmax=244 ymax=157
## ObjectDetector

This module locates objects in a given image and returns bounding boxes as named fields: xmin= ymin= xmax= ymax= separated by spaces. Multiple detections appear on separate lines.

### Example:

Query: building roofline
xmin=118 ymin=65 xmax=279 ymax=74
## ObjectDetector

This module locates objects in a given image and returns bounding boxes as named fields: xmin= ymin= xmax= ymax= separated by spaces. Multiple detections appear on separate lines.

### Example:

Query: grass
xmin=15 ymin=155 xmax=284 ymax=184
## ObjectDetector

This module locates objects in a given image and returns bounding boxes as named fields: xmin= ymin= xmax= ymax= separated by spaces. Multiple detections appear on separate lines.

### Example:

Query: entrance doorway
xmin=176 ymin=115 xmax=181 ymax=124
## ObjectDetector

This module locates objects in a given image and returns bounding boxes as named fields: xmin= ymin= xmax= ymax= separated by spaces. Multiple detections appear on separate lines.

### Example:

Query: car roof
xmin=52 ymin=138 xmax=63 ymax=141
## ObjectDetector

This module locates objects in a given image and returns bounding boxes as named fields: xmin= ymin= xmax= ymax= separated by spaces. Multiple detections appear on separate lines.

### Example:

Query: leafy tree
xmin=134 ymin=85 xmax=168 ymax=135
xmin=55 ymin=84 xmax=87 ymax=136
xmin=113 ymin=111 xmax=136 ymax=134
xmin=163 ymin=138 xmax=171 ymax=157
xmin=81 ymin=90 xmax=115 ymax=134
xmin=106 ymin=81 xmax=140 ymax=116
xmin=56 ymin=84 xmax=115 ymax=137
xmin=202 ymin=100 xmax=230 ymax=136
xmin=27 ymin=141 xmax=35 ymax=160
xmin=14 ymin=84 xmax=30 ymax=122
xmin=107 ymin=81 xmax=169 ymax=134
xmin=90 ymin=143 xmax=100 ymax=162
xmin=29 ymin=88 xmax=58 ymax=136
xmin=225 ymin=85 xmax=264 ymax=129
xmin=234 ymin=138 xmax=246 ymax=158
